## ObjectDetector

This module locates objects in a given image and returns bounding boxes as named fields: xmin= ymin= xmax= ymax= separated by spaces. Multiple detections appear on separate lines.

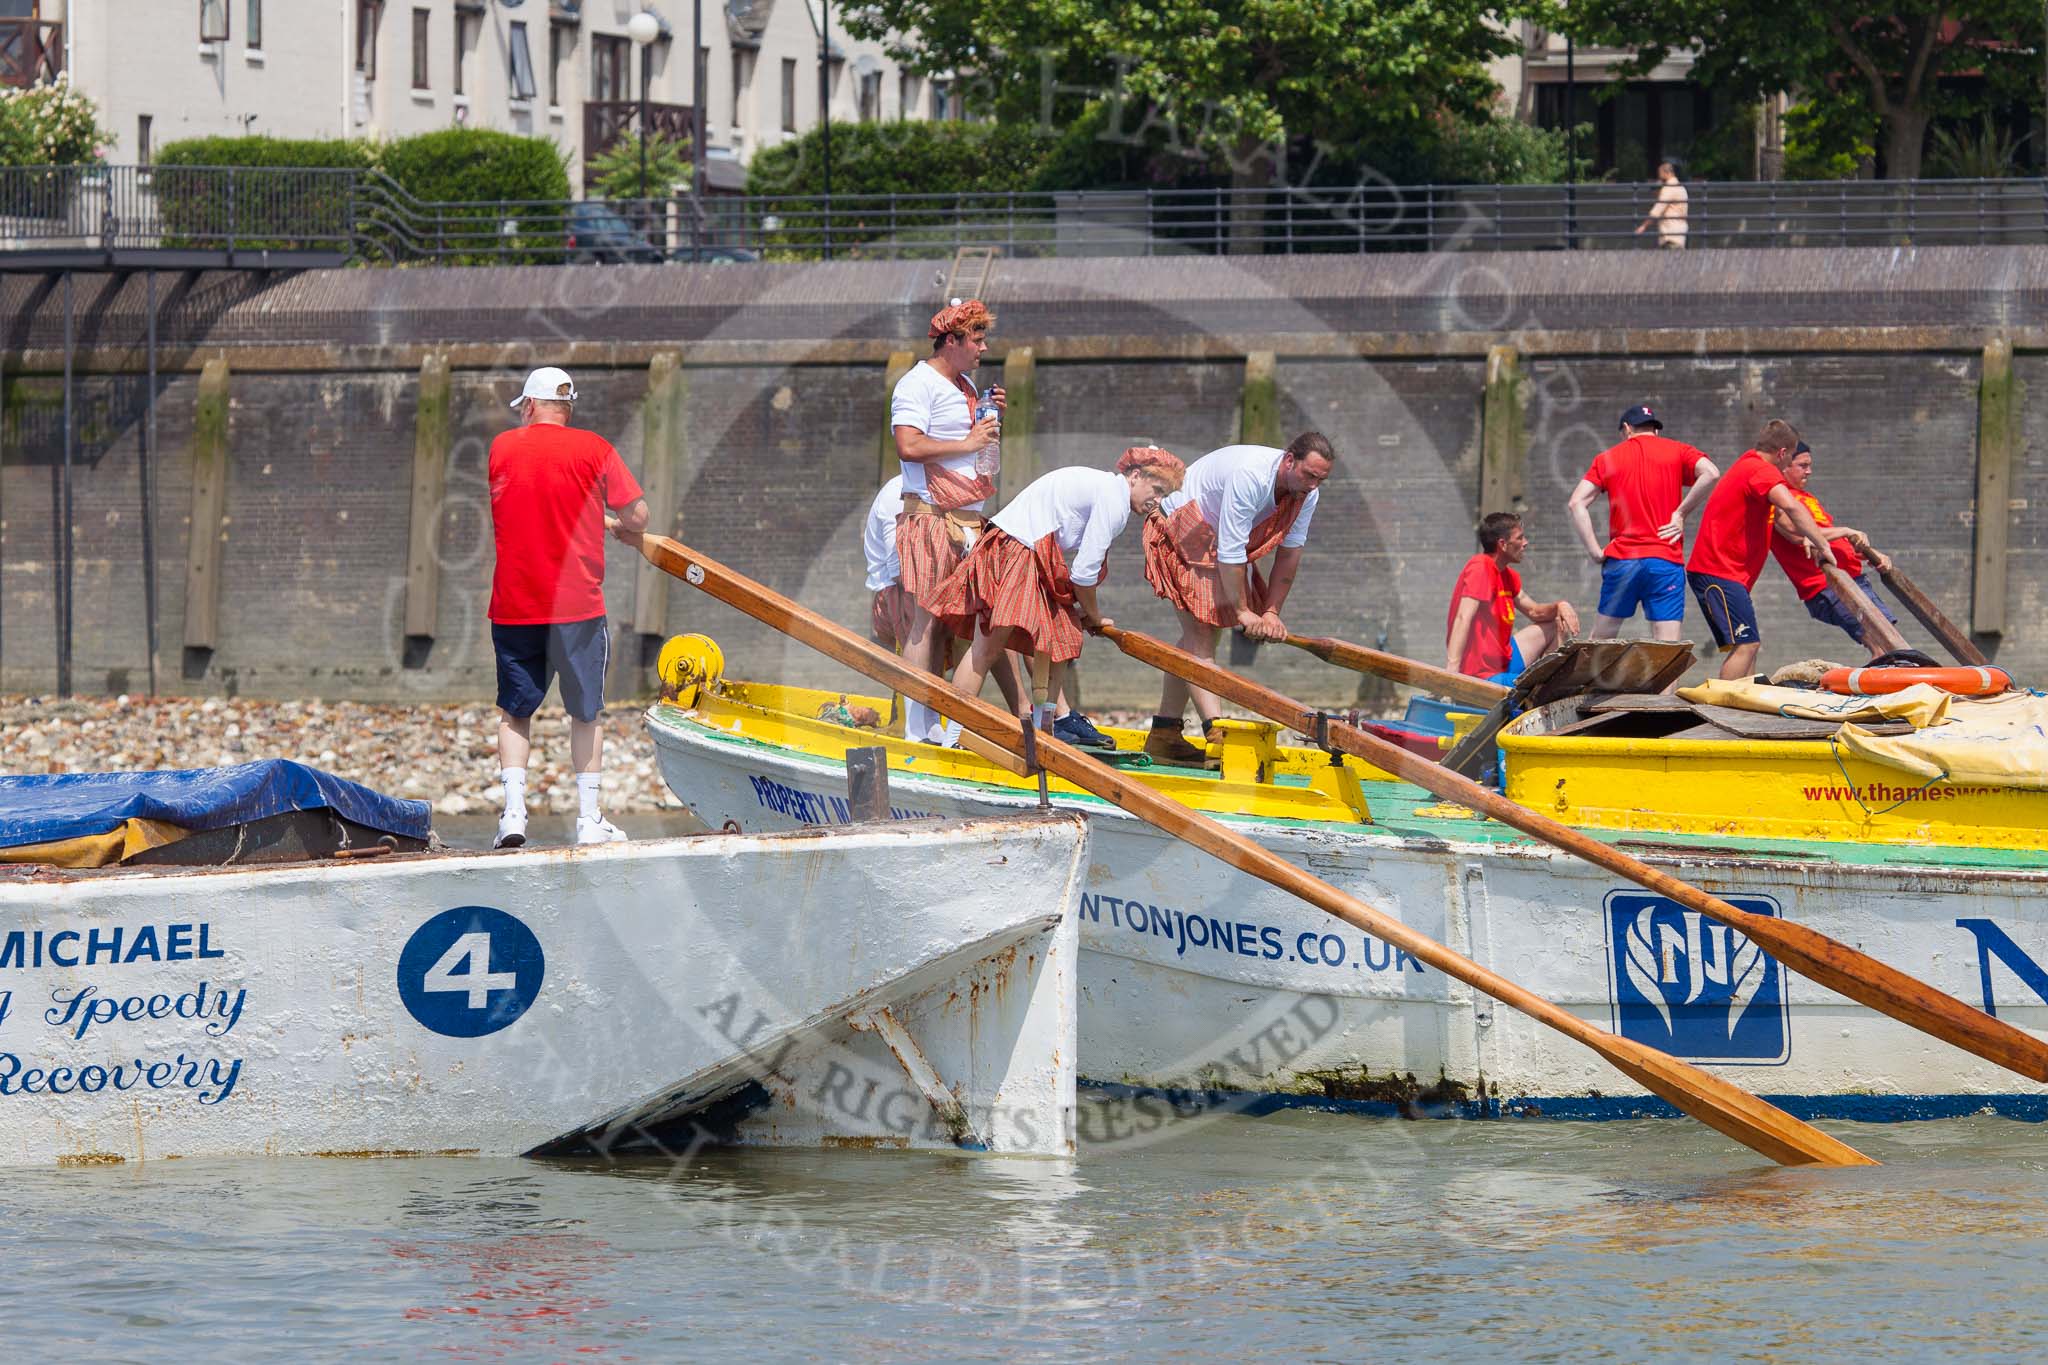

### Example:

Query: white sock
xmin=904 ymin=699 xmax=939 ymax=744
xmin=577 ymin=772 xmax=601 ymax=821
xmin=501 ymin=768 xmax=527 ymax=815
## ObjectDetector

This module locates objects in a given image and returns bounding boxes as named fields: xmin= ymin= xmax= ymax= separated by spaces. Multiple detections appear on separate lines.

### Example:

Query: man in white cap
xmin=487 ymin=366 xmax=649 ymax=847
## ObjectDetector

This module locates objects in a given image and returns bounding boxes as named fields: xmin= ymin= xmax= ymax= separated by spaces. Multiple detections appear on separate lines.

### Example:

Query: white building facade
xmin=49 ymin=0 xmax=937 ymax=194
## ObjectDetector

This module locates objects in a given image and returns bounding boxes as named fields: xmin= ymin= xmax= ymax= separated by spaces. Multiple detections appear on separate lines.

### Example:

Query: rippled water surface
xmin=5 ymin=1106 xmax=2045 ymax=1360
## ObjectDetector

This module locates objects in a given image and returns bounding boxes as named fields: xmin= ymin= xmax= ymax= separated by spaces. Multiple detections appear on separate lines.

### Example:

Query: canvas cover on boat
xmin=0 ymin=760 xmax=432 ymax=866
xmin=1678 ymin=679 xmax=2048 ymax=790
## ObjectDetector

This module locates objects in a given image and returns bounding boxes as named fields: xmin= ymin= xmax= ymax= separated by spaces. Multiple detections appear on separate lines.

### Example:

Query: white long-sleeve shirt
xmin=1158 ymin=443 xmax=1319 ymax=564
xmin=862 ymin=475 xmax=904 ymax=591
xmin=990 ymin=467 xmax=1130 ymax=587
xmin=890 ymin=360 xmax=987 ymax=508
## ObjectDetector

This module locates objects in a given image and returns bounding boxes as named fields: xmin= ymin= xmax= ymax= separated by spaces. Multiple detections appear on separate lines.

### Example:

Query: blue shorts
xmin=1486 ymin=637 xmax=1527 ymax=688
xmin=1687 ymin=572 xmax=1760 ymax=652
xmin=493 ymin=616 xmax=610 ymax=722
xmin=1804 ymin=574 xmax=1899 ymax=646
xmin=1599 ymin=557 xmax=1687 ymax=623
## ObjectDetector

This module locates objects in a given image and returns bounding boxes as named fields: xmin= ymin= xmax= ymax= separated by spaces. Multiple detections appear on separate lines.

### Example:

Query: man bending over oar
xmin=1140 ymin=433 xmax=1335 ymax=765
xmin=1446 ymin=512 xmax=1580 ymax=685
xmin=1768 ymin=440 xmax=1898 ymax=658
xmin=927 ymin=447 xmax=1186 ymax=738
xmin=488 ymin=366 xmax=648 ymax=848
xmin=1686 ymin=418 xmax=1835 ymax=681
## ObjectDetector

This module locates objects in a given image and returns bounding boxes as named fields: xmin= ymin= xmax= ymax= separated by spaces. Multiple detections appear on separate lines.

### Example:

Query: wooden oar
xmin=1099 ymin=624 xmax=2048 ymax=1085
xmin=634 ymin=531 xmax=1871 ymax=1167
xmin=1282 ymin=633 xmax=1508 ymax=709
xmin=1821 ymin=562 xmax=1910 ymax=656
xmin=1871 ymin=555 xmax=1991 ymax=666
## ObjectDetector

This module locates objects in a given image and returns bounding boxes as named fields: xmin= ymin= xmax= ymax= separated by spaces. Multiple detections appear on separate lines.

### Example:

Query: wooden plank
xmin=1822 ymin=561 xmax=1909 ymax=655
xmin=1479 ymin=342 xmax=1524 ymax=518
xmin=632 ymin=349 xmax=686 ymax=637
xmin=1973 ymin=337 xmax=2014 ymax=635
xmin=879 ymin=349 xmax=915 ymax=484
xmin=997 ymin=345 xmax=1036 ymax=504
xmin=1877 ymin=560 xmax=1990 ymax=666
xmin=181 ymin=357 xmax=231 ymax=653
xmin=402 ymin=353 xmax=451 ymax=641
xmin=1583 ymin=692 xmax=1694 ymax=713
xmin=1241 ymin=351 xmax=1281 ymax=446
xmin=1691 ymin=703 xmax=1913 ymax=741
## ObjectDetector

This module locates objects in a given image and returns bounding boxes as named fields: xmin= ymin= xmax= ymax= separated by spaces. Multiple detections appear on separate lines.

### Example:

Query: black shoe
xmin=1052 ymin=711 xmax=1116 ymax=749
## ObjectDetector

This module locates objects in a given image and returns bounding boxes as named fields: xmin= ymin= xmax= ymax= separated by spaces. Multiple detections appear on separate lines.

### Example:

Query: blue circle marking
xmin=397 ymin=906 xmax=545 ymax=1038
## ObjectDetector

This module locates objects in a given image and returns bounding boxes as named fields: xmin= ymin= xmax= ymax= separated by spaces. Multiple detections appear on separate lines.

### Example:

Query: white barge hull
xmin=650 ymin=712 xmax=2048 ymax=1120
xmin=0 ymin=817 xmax=1086 ymax=1166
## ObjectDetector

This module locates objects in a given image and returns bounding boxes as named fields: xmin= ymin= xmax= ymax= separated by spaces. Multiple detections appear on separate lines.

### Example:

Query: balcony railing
xmin=3 ymin=165 xmax=2047 ymax=269
xmin=0 ymin=17 xmax=63 ymax=88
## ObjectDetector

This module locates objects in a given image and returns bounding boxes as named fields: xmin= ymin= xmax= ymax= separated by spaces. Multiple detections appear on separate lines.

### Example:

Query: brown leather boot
xmin=1144 ymin=724 xmax=1213 ymax=767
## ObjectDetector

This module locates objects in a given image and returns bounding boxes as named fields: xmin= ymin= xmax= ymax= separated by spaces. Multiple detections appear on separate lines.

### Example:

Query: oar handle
xmin=1281 ymin=633 xmax=1508 ymax=709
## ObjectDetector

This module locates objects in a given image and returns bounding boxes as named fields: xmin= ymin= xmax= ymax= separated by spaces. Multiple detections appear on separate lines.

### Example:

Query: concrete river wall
xmin=2 ymin=247 xmax=2043 ymax=707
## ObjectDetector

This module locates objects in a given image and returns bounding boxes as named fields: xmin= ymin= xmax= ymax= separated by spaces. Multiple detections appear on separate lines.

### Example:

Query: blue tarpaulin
xmin=0 ymin=760 xmax=432 ymax=851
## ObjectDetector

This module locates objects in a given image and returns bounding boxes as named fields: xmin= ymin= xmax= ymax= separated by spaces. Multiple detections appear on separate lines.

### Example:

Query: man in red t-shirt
xmin=487 ymin=366 xmax=649 ymax=849
xmin=1684 ymin=419 xmax=1834 ymax=680
xmin=1446 ymin=512 xmax=1580 ymax=683
xmin=1769 ymin=441 xmax=1898 ymax=656
xmin=1566 ymin=404 xmax=1720 ymax=642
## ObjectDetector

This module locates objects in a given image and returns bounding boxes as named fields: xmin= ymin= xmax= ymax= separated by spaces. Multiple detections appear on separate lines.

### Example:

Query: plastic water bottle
xmin=973 ymin=392 xmax=1001 ymax=480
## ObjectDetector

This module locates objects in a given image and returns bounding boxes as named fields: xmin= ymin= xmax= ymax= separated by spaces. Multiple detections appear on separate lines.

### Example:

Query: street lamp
xmin=627 ymin=9 xmax=662 ymax=212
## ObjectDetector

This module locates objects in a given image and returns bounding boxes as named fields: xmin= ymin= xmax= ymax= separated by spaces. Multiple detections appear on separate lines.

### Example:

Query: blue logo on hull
xmin=1605 ymin=892 xmax=1789 ymax=1064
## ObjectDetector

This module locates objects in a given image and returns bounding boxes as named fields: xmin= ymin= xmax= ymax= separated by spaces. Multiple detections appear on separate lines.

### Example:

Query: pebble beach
xmin=1 ymin=693 xmax=683 ymax=814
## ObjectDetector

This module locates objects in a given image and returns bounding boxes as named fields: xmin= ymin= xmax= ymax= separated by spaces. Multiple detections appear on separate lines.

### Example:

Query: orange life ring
xmin=1820 ymin=665 xmax=2012 ymax=697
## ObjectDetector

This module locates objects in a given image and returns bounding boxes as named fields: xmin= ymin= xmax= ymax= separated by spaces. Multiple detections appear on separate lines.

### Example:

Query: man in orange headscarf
xmin=889 ymin=298 xmax=1005 ymax=742
xmin=1140 ymin=433 xmax=1335 ymax=765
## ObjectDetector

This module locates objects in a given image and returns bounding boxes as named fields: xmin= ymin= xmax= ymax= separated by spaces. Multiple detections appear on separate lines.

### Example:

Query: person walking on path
xmin=929 ymin=448 xmax=1185 ymax=743
xmin=1567 ymin=404 xmax=1720 ymax=642
xmin=1140 ymin=433 xmax=1334 ymax=765
xmin=1445 ymin=512 xmax=1581 ymax=684
xmin=1636 ymin=162 xmax=1689 ymax=249
xmin=1769 ymin=441 xmax=1899 ymax=656
xmin=1685 ymin=419 xmax=1835 ymax=681
xmin=487 ymin=366 xmax=649 ymax=848
xmin=891 ymin=297 xmax=1008 ymax=743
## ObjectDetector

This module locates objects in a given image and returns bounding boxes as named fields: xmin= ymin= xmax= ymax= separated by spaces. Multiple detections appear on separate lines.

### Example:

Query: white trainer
xmin=576 ymin=814 xmax=629 ymax=845
xmin=494 ymin=809 xmax=528 ymax=849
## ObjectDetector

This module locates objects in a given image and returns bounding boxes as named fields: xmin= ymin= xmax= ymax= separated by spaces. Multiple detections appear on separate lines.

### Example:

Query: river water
xmin=4 ymin=1104 xmax=2043 ymax=1360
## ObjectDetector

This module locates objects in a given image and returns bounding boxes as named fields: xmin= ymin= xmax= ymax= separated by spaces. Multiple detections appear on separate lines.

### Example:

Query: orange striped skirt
xmin=1142 ymin=504 xmax=1283 ymax=629
xmin=897 ymin=506 xmax=985 ymax=606
xmin=924 ymin=529 xmax=1086 ymax=662
xmin=869 ymin=584 xmax=915 ymax=651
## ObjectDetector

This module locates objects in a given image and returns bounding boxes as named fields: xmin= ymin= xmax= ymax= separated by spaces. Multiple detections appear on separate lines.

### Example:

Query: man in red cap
xmin=1769 ymin=440 xmax=1898 ymax=656
xmin=1566 ymin=404 xmax=1719 ymax=642
xmin=1685 ymin=419 xmax=1835 ymax=680
xmin=890 ymin=298 xmax=1005 ymax=742
xmin=488 ymin=366 xmax=649 ymax=848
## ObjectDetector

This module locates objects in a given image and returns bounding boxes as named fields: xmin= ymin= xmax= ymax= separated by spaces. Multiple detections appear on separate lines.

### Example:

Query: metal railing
xmin=3 ymin=165 xmax=2046 ymax=267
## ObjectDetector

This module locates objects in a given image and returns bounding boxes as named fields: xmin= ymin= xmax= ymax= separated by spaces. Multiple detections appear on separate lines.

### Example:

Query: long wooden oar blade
xmin=1821 ymin=563 xmax=1910 ymax=656
xmin=1875 ymin=558 xmax=1991 ymax=666
xmin=635 ymin=533 xmax=1872 ymax=1167
xmin=1282 ymin=632 xmax=1508 ymax=709
xmin=1101 ymin=624 xmax=2048 ymax=1085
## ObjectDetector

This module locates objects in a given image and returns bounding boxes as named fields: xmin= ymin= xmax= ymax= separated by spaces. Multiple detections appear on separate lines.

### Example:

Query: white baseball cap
xmin=510 ymin=366 xmax=577 ymax=408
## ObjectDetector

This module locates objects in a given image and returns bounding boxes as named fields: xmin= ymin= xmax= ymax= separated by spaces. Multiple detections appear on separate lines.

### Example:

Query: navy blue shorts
xmin=1599 ymin=557 xmax=1687 ymax=622
xmin=1687 ymin=571 xmax=1760 ymax=652
xmin=493 ymin=616 xmax=610 ymax=722
xmin=1804 ymin=574 xmax=1900 ymax=646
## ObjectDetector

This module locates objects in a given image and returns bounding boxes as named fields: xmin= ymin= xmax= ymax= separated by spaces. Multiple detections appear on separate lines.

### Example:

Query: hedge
xmin=151 ymin=129 xmax=570 ymax=261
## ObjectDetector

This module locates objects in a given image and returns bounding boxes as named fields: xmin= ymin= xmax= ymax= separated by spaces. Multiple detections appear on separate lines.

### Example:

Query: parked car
xmin=670 ymin=244 xmax=761 ymax=264
xmin=565 ymin=201 xmax=663 ymax=264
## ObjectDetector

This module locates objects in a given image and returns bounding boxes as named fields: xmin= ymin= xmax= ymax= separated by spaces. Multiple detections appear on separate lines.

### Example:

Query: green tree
xmin=588 ymin=132 xmax=693 ymax=202
xmin=1545 ymin=1 xmax=2044 ymax=179
xmin=845 ymin=0 xmax=1517 ymax=195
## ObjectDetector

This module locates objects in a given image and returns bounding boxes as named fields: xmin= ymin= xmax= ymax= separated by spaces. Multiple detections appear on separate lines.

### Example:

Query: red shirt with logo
xmin=1687 ymin=451 xmax=1786 ymax=587
xmin=1769 ymin=490 xmax=1861 ymax=601
xmin=1447 ymin=553 xmax=1521 ymax=677
xmin=488 ymin=423 xmax=645 ymax=624
xmin=1582 ymin=433 xmax=1708 ymax=563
